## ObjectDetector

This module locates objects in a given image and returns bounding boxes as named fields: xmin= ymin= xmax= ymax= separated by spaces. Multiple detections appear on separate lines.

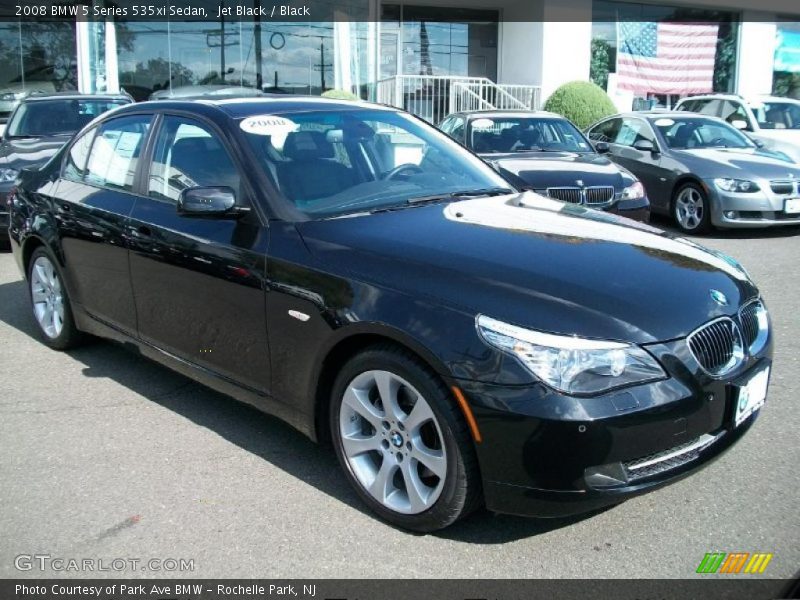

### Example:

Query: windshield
xmin=241 ymin=108 xmax=511 ymax=218
xmin=6 ymin=99 xmax=126 ymax=138
xmin=752 ymin=102 xmax=800 ymax=130
xmin=653 ymin=117 xmax=755 ymax=150
xmin=468 ymin=116 xmax=593 ymax=153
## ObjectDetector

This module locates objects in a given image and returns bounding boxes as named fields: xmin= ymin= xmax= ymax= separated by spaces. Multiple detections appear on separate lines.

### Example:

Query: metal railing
xmin=375 ymin=75 xmax=541 ymax=124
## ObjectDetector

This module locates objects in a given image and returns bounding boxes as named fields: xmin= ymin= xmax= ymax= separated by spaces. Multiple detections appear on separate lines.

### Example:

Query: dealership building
xmin=1 ymin=0 xmax=799 ymax=122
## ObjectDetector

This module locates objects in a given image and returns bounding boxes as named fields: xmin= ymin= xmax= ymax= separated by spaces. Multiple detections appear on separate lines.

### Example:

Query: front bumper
xmin=706 ymin=182 xmax=800 ymax=228
xmin=460 ymin=338 xmax=772 ymax=518
xmin=0 ymin=182 xmax=11 ymax=240
xmin=607 ymin=196 xmax=650 ymax=223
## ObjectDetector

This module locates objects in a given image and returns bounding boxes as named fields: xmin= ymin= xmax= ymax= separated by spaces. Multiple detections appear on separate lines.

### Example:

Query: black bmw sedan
xmin=439 ymin=110 xmax=650 ymax=222
xmin=8 ymin=97 xmax=772 ymax=532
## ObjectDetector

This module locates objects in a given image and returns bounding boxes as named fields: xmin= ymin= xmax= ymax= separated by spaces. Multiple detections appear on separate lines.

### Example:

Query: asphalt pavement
xmin=1 ymin=219 xmax=798 ymax=580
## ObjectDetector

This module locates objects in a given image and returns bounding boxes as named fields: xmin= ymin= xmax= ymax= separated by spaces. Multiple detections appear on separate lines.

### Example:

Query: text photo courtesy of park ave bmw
xmin=0 ymin=0 xmax=798 ymax=598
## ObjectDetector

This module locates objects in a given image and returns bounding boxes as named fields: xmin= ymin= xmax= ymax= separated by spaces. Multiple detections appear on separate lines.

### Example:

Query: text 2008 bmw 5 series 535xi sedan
xmin=8 ymin=97 xmax=772 ymax=532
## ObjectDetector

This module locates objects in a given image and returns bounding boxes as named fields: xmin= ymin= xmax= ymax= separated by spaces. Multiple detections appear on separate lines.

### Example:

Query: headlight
xmin=714 ymin=178 xmax=760 ymax=193
xmin=0 ymin=167 xmax=19 ymax=183
xmin=476 ymin=315 xmax=666 ymax=395
xmin=620 ymin=180 xmax=645 ymax=200
xmin=0 ymin=92 xmax=25 ymax=102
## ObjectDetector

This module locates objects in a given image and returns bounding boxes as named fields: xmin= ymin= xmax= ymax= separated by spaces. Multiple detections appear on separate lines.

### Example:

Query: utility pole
xmin=312 ymin=41 xmax=332 ymax=92
xmin=254 ymin=0 xmax=263 ymax=89
xmin=219 ymin=0 xmax=225 ymax=82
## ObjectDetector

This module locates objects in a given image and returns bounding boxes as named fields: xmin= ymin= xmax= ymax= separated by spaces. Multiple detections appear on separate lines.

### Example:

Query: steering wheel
xmin=708 ymin=137 xmax=728 ymax=147
xmin=383 ymin=163 xmax=424 ymax=180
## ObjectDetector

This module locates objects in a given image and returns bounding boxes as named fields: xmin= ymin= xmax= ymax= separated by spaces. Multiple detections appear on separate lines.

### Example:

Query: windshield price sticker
xmin=471 ymin=118 xmax=495 ymax=129
xmin=240 ymin=115 xmax=298 ymax=136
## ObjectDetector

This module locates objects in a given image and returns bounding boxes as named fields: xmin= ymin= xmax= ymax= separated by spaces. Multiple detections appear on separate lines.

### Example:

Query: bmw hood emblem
xmin=710 ymin=289 xmax=729 ymax=306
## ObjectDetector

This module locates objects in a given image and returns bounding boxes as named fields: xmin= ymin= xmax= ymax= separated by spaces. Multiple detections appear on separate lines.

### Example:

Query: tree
xmin=590 ymin=38 xmax=611 ymax=92
xmin=543 ymin=81 xmax=618 ymax=130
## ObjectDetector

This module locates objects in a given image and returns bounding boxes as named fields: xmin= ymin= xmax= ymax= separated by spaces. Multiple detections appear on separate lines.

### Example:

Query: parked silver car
xmin=586 ymin=111 xmax=800 ymax=233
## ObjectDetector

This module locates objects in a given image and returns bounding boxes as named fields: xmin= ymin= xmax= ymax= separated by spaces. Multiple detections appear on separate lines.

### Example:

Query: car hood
xmin=754 ymin=129 xmax=800 ymax=143
xmin=483 ymin=151 xmax=627 ymax=189
xmin=0 ymin=136 xmax=68 ymax=171
xmin=674 ymin=147 xmax=800 ymax=178
xmin=751 ymin=131 xmax=800 ymax=162
xmin=298 ymin=192 xmax=757 ymax=344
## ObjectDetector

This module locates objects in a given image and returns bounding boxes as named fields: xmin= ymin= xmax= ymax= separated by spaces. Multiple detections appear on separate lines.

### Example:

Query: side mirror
xmin=633 ymin=139 xmax=658 ymax=153
xmin=178 ymin=186 xmax=239 ymax=217
xmin=594 ymin=141 xmax=610 ymax=154
xmin=731 ymin=119 xmax=749 ymax=131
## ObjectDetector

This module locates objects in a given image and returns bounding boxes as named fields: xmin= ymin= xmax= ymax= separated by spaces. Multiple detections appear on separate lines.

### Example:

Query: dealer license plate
xmin=734 ymin=367 xmax=769 ymax=428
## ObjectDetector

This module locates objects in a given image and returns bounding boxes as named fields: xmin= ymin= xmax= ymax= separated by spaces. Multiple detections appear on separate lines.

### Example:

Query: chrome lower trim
xmin=625 ymin=433 xmax=721 ymax=472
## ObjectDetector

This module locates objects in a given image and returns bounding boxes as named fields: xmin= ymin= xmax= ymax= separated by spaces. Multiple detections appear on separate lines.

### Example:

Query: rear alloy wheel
xmin=673 ymin=183 xmax=711 ymax=234
xmin=330 ymin=346 xmax=481 ymax=531
xmin=28 ymin=247 xmax=83 ymax=350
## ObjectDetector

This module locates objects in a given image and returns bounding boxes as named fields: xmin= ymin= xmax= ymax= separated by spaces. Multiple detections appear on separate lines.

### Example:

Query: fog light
xmin=725 ymin=211 xmax=736 ymax=219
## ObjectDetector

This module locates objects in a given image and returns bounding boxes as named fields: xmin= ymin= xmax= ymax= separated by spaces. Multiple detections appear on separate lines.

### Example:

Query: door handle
xmin=136 ymin=225 xmax=152 ymax=237
xmin=59 ymin=203 xmax=71 ymax=212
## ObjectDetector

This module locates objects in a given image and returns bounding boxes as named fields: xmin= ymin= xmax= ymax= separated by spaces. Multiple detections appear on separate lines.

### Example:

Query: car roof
xmin=133 ymin=96 xmax=395 ymax=119
xmin=675 ymin=93 xmax=800 ymax=106
xmin=21 ymin=92 xmax=132 ymax=103
xmin=617 ymin=111 xmax=708 ymax=120
xmin=454 ymin=110 xmax=563 ymax=119
xmin=675 ymin=93 xmax=739 ymax=102
xmin=756 ymin=95 xmax=800 ymax=104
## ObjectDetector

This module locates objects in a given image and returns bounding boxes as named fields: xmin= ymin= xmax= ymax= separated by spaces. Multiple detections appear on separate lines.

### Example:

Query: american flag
xmin=615 ymin=21 xmax=719 ymax=94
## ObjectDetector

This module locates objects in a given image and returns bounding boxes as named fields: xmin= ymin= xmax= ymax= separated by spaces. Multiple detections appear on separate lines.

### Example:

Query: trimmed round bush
xmin=542 ymin=81 xmax=617 ymax=130
xmin=321 ymin=89 xmax=359 ymax=100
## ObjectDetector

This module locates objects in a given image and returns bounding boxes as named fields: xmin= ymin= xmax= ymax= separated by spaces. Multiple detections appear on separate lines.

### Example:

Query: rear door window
xmin=587 ymin=118 xmax=622 ymax=143
xmin=693 ymin=99 xmax=723 ymax=117
xmin=63 ymin=128 xmax=96 ymax=181
xmin=84 ymin=115 xmax=151 ymax=192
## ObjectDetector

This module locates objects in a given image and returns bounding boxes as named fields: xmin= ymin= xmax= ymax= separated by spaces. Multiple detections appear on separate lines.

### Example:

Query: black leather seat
xmin=670 ymin=124 xmax=697 ymax=149
xmin=276 ymin=131 xmax=355 ymax=202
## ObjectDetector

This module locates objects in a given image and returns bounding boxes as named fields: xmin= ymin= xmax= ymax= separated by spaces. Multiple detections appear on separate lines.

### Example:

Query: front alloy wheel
xmin=339 ymin=370 xmax=447 ymax=514
xmin=673 ymin=183 xmax=710 ymax=233
xmin=330 ymin=345 xmax=481 ymax=531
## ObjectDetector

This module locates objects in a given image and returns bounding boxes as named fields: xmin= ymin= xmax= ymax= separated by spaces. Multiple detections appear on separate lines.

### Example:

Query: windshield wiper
xmin=406 ymin=187 xmax=514 ymax=205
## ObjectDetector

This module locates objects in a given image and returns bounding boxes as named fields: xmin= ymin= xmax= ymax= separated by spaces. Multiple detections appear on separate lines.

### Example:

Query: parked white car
xmin=674 ymin=94 xmax=800 ymax=163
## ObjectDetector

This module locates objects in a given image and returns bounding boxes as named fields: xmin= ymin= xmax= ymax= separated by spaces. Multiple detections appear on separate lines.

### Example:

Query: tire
xmin=27 ymin=247 xmax=84 ymax=350
xmin=672 ymin=182 xmax=711 ymax=234
xmin=330 ymin=344 xmax=482 ymax=532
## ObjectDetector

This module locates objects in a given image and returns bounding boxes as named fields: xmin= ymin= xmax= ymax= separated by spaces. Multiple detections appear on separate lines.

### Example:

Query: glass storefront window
xmin=380 ymin=5 xmax=498 ymax=81
xmin=773 ymin=20 xmax=800 ymax=99
xmin=590 ymin=0 xmax=738 ymax=108
xmin=0 ymin=20 xmax=78 ymax=118
xmin=116 ymin=19 xmax=374 ymax=100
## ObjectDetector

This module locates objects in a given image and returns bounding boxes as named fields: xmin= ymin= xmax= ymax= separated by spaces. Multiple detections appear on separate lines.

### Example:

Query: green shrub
xmin=321 ymin=89 xmax=359 ymax=100
xmin=542 ymin=81 xmax=617 ymax=130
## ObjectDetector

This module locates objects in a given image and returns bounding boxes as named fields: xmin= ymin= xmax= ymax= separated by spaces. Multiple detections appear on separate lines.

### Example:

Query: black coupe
xmin=8 ymin=98 xmax=772 ymax=531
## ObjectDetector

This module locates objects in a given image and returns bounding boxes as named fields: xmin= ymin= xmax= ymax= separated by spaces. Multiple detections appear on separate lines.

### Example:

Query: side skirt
xmin=72 ymin=303 xmax=316 ymax=440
